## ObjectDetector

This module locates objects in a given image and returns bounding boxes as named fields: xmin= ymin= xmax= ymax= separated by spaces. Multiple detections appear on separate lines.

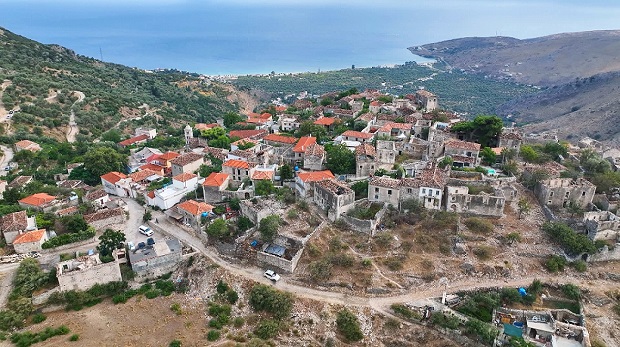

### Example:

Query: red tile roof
xmin=19 ymin=193 xmax=56 ymax=207
xmin=203 ymin=172 xmax=230 ymax=187
xmin=13 ymin=229 xmax=46 ymax=244
xmin=263 ymin=133 xmax=297 ymax=144
xmin=15 ymin=140 xmax=41 ymax=151
xmin=275 ymin=106 xmax=287 ymax=112
xmin=0 ymin=211 xmax=28 ymax=232
xmin=118 ymin=134 xmax=149 ymax=147
xmin=444 ymin=139 xmax=481 ymax=151
xmin=223 ymin=159 xmax=251 ymax=169
xmin=173 ymin=172 xmax=198 ymax=182
xmin=159 ymin=151 xmax=180 ymax=161
xmin=341 ymin=130 xmax=374 ymax=139
xmin=101 ymin=171 xmax=127 ymax=184
xmin=305 ymin=143 xmax=325 ymax=158
xmin=177 ymin=200 xmax=214 ymax=216
xmin=251 ymin=171 xmax=274 ymax=180
xmin=129 ymin=169 xmax=159 ymax=183
xmin=297 ymin=170 xmax=335 ymax=183
xmin=195 ymin=123 xmax=220 ymax=131
xmin=229 ymin=129 xmax=267 ymax=140
xmin=314 ymin=117 xmax=336 ymax=126
xmin=140 ymin=164 xmax=165 ymax=173
xmin=355 ymin=143 xmax=376 ymax=156
xmin=293 ymin=136 xmax=317 ymax=153
xmin=170 ymin=153 xmax=204 ymax=167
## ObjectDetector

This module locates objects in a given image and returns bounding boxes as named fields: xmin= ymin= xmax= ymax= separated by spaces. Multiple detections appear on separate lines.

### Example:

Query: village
xmin=0 ymin=87 xmax=619 ymax=347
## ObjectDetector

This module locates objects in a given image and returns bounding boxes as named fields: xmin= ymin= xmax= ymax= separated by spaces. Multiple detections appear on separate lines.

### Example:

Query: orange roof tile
xmin=129 ymin=169 xmax=159 ymax=182
xmin=159 ymin=151 xmax=180 ymax=161
xmin=177 ymin=200 xmax=214 ymax=216
xmin=203 ymin=172 xmax=230 ymax=187
xmin=118 ymin=134 xmax=149 ymax=146
xmin=147 ymin=191 xmax=155 ymax=199
xmin=13 ymin=229 xmax=46 ymax=244
xmin=293 ymin=136 xmax=317 ymax=153
xmin=140 ymin=164 xmax=165 ymax=173
xmin=229 ymin=129 xmax=267 ymax=140
xmin=173 ymin=172 xmax=198 ymax=182
xmin=195 ymin=123 xmax=219 ymax=131
xmin=223 ymin=159 xmax=251 ymax=169
xmin=251 ymin=171 xmax=274 ymax=180
xmin=263 ymin=133 xmax=297 ymax=144
xmin=342 ymin=130 xmax=374 ymax=139
xmin=314 ymin=117 xmax=336 ymax=126
xmin=297 ymin=170 xmax=335 ymax=183
xmin=101 ymin=171 xmax=127 ymax=184
xmin=19 ymin=193 xmax=56 ymax=207
xmin=275 ymin=106 xmax=287 ymax=112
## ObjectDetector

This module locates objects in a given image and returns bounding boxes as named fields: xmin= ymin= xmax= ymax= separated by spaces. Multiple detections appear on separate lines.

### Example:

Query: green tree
xmin=237 ymin=216 xmax=254 ymax=232
xmin=480 ymin=147 xmax=497 ymax=165
xmin=201 ymin=127 xmax=226 ymax=140
xmin=255 ymin=180 xmax=276 ymax=196
xmin=206 ymin=218 xmax=229 ymax=239
xmin=61 ymin=215 xmax=88 ymax=233
xmin=101 ymin=129 xmax=122 ymax=143
xmin=83 ymin=147 xmax=126 ymax=185
xmin=450 ymin=115 xmax=503 ymax=148
xmin=439 ymin=156 xmax=453 ymax=169
xmin=567 ymin=201 xmax=583 ymax=218
xmin=590 ymin=171 xmax=620 ymax=193
xmin=97 ymin=229 xmax=126 ymax=257
xmin=520 ymin=145 xmax=539 ymax=163
xmin=336 ymin=309 xmax=364 ymax=342
xmin=295 ymin=121 xmax=326 ymax=141
xmin=325 ymin=143 xmax=355 ymax=174
xmin=259 ymin=215 xmax=281 ymax=242
xmin=517 ymin=198 xmax=531 ymax=220
xmin=223 ymin=112 xmax=243 ymax=128
xmin=254 ymin=319 xmax=280 ymax=339
xmin=248 ymin=284 xmax=294 ymax=320
xmin=279 ymin=164 xmax=294 ymax=181
xmin=351 ymin=180 xmax=368 ymax=199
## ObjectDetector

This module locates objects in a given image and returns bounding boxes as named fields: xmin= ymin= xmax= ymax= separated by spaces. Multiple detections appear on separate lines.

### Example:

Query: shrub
xmin=545 ymin=255 xmax=568 ymax=273
xmin=69 ymin=334 xmax=79 ymax=341
xmin=170 ymin=303 xmax=182 ymax=315
xmin=336 ymin=309 xmax=364 ymax=342
xmin=254 ymin=319 xmax=280 ymax=339
xmin=145 ymin=289 xmax=161 ymax=299
xmin=31 ymin=313 xmax=46 ymax=324
xmin=384 ymin=256 xmax=404 ymax=271
xmin=561 ymin=284 xmax=581 ymax=301
xmin=308 ymin=259 xmax=332 ymax=282
xmin=226 ymin=289 xmax=238 ymax=305
xmin=112 ymin=294 xmax=128 ymax=304
xmin=464 ymin=217 xmax=494 ymax=234
xmin=248 ymin=284 xmax=294 ymax=320
xmin=207 ymin=329 xmax=221 ymax=341
xmin=41 ymin=228 xmax=96 ymax=249
xmin=216 ymin=280 xmax=229 ymax=294
xmin=287 ymin=209 xmax=298 ymax=219
xmin=233 ymin=317 xmax=245 ymax=328
xmin=361 ymin=259 xmax=372 ymax=267
xmin=10 ymin=325 xmax=70 ymax=347
xmin=391 ymin=304 xmax=421 ymax=321
xmin=465 ymin=318 xmax=497 ymax=345
xmin=327 ymin=253 xmax=355 ymax=267
xmin=571 ymin=260 xmax=587 ymax=272
xmin=542 ymin=222 xmax=596 ymax=255
xmin=169 ymin=340 xmax=181 ymax=347
xmin=473 ymin=246 xmax=493 ymax=260
xmin=506 ymin=232 xmax=521 ymax=243
xmin=430 ymin=312 xmax=461 ymax=329
xmin=528 ymin=279 xmax=543 ymax=296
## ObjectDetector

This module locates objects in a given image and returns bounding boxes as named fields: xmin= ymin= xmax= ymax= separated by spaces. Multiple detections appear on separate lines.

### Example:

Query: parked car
xmin=263 ymin=270 xmax=280 ymax=282
xmin=146 ymin=237 xmax=155 ymax=246
xmin=139 ymin=225 xmax=153 ymax=237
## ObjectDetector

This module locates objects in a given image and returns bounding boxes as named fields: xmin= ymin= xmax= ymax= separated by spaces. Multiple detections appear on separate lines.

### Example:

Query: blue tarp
xmin=503 ymin=323 xmax=523 ymax=338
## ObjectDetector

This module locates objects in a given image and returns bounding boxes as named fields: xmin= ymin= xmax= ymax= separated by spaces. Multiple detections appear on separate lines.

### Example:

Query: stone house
xmin=355 ymin=143 xmax=377 ymax=177
xmin=295 ymin=170 xmax=335 ymax=198
xmin=128 ymin=147 xmax=162 ymax=172
xmin=176 ymin=199 xmax=214 ymax=231
xmin=584 ymin=211 xmax=620 ymax=241
xmin=170 ymin=152 xmax=204 ymax=177
xmin=376 ymin=140 xmax=396 ymax=165
xmin=278 ymin=115 xmax=301 ymax=132
xmin=128 ymin=239 xmax=183 ymax=280
xmin=375 ymin=122 xmax=413 ymax=139
xmin=118 ymin=134 xmax=149 ymax=148
xmin=0 ymin=210 xmax=37 ymax=244
xmin=368 ymin=176 xmax=401 ymax=207
xmin=202 ymin=172 xmax=230 ymax=203
xmin=222 ymin=159 xmax=256 ymax=188
xmin=313 ymin=179 xmax=355 ymax=221
xmin=313 ymin=116 xmax=337 ymax=131
xmin=228 ymin=129 xmax=268 ymax=141
xmin=135 ymin=127 xmax=157 ymax=139
xmin=444 ymin=139 xmax=481 ymax=168
xmin=56 ymin=254 xmax=122 ymax=292
xmin=83 ymin=189 xmax=110 ymax=209
xmin=303 ymin=143 xmax=325 ymax=171
xmin=18 ymin=193 xmax=59 ymax=212
xmin=498 ymin=131 xmax=523 ymax=154
xmin=13 ymin=229 xmax=48 ymax=254
xmin=101 ymin=171 xmax=131 ymax=197
xmin=341 ymin=130 xmax=374 ymax=143
xmin=291 ymin=136 xmax=317 ymax=167
xmin=444 ymin=185 xmax=506 ymax=217
xmin=535 ymin=178 xmax=596 ymax=209
xmin=145 ymin=173 xmax=199 ymax=210
xmin=7 ymin=176 xmax=33 ymax=190
xmin=262 ymin=133 xmax=297 ymax=157
xmin=84 ymin=207 xmax=126 ymax=231
xmin=415 ymin=89 xmax=438 ymax=111
xmin=14 ymin=139 xmax=42 ymax=152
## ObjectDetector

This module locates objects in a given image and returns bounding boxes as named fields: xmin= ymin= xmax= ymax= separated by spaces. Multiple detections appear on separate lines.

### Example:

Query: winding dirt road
xmin=66 ymin=91 xmax=85 ymax=143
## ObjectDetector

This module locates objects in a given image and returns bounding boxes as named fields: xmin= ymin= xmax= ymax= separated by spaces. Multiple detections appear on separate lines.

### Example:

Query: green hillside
xmin=233 ymin=62 xmax=537 ymax=116
xmin=0 ymin=26 xmax=236 ymax=141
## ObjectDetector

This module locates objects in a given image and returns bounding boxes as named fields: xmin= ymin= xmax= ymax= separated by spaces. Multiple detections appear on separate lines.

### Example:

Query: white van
xmin=138 ymin=225 xmax=153 ymax=237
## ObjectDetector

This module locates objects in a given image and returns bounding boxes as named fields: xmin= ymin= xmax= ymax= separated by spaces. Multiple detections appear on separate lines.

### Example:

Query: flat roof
xmin=128 ymin=239 xmax=181 ymax=264
xmin=527 ymin=321 xmax=555 ymax=333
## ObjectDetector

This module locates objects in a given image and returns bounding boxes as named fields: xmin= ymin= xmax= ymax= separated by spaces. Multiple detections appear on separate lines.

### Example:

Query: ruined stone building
xmin=355 ymin=143 xmax=377 ymax=178
xmin=444 ymin=185 xmax=506 ymax=217
xmin=584 ymin=211 xmax=620 ymax=241
xmin=443 ymin=139 xmax=481 ymax=168
xmin=313 ymin=179 xmax=355 ymax=221
xmin=535 ymin=178 xmax=596 ymax=209
xmin=56 ymin=254 xmax=122 ymax=292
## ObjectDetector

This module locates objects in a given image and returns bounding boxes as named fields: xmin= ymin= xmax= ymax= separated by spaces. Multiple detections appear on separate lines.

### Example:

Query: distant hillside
xmin=0 ymin=26 xmax=237 ymax=141
xmin=411 ymin=30 xmax=620 ymax=142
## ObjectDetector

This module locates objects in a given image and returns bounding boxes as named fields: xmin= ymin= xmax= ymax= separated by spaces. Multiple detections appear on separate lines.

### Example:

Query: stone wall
xmin=340 ymin=203 xmax=388 ymax=236
xmin=57 ymin=261 xmax=122 ymax=292
xmin=589 ymin=245 xmax=620 ymax=262
xmin=256 ymin=236 xmax=304 ymax=273
xmin=39 ymin=237 xmax=97 ymax=254
xmin=132 ymin=251 xmax=182 ymax=280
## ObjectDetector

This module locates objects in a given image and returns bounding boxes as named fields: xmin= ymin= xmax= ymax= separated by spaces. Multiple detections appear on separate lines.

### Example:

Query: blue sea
xmin=2 ymin=0 xmax=620 ymax=75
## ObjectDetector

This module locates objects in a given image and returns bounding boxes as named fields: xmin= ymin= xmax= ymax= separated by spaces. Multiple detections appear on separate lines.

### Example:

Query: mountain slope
xmin=0 ymin=26 xmax=237 ymax=141
xmin=410 ymin=30 xmax=620 ymax=142
xmin=410 ymin=30 xmax=620 ymax=87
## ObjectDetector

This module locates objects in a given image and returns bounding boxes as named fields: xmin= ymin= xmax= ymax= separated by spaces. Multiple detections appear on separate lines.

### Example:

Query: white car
xmin=263 ymin=270 xmax=281 ymax=282
xmin=138 ymin=225 xmax=153 ymax=237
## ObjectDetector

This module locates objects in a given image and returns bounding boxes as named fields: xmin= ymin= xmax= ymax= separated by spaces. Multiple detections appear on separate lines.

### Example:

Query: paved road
xmin=0 ymin=145 xmax=14 ymax=176
xmin=121 ymin=197 xmax=154 ymax=246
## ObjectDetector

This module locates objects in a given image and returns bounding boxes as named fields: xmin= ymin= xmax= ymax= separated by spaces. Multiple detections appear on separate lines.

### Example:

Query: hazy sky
xmin=2 ymin=0 xmax=619 ymax=74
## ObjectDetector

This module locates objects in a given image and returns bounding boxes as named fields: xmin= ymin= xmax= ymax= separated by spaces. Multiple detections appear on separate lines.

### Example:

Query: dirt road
xmin=66 ymin=91 xmax=84 ymax=143
xmin=0 ymin=145 xmax=14 ymax=176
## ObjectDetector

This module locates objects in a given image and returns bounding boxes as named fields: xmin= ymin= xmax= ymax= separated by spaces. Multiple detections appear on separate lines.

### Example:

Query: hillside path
xmin=66 ymin=91 xmax=84 ymax=143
